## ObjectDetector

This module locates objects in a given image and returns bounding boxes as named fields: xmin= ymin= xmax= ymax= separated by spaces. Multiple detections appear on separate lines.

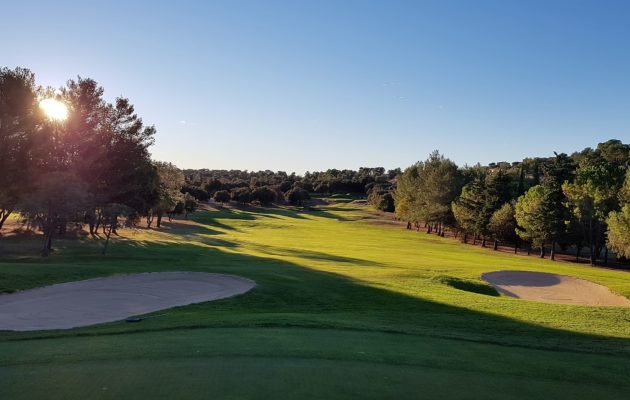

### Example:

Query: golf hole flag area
xmin=0 ymin=272 xmax=255 ymax=331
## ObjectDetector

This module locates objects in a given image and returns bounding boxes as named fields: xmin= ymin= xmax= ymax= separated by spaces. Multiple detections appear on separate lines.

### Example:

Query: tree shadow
xmin=482 ymin=271 xmax=562 ymax=287
xmin=246 ymin=244 xmax=385 ymax=267
xmin=159 ymin=219 xmax=227 ymax=236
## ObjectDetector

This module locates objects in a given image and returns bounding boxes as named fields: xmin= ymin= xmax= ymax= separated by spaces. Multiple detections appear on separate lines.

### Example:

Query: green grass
xmin=1 ymin=204 xmax=630 ymax=399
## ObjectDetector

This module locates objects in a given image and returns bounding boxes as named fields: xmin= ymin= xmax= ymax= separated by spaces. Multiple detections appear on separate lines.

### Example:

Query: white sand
xmin=482 ymin=270 xmax=630 ymax=306
xmin=0 ymin=272 xmax=255 ymax=331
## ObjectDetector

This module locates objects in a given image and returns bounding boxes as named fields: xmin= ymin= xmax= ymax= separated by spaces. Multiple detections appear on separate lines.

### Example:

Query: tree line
xmin=0 ymin=67 xmax=195 ymax=255
xmin=395 ymin=142 xmax=630 ymax=265
xmin=181 ymin=167 xmax=398 ymax=208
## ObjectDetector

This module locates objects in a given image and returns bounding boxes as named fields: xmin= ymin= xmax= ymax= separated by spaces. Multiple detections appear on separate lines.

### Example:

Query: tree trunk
xmin=156 ymin=212 xmax=163 ymax=228
xmin=493 ymin=239 xmax=498 ymax=251
xmin=576 ymin=245 xmax=581 ymax=263
xmin=589 ymin=219 xmax=596 ymax=266
xmin=41 ymin=219 xmax=53 ymax=257
xmin=102 ymin=222 xmax=114 ymax=255
xmin=527 ymin=244 xmax=531 ymax=255
xmin=406 ymin=221 xmax=411 ymax=230
xmin=540 ymin=245 xmax=545 ymax=258
xmin=550 ymin=241 xmax=555 ymax=261
xmin=472 ymin=234 xmax=477 ymax=245
xmin=58 ymin=218 xmax=67 ymax=235
xmin=0 ymin=208 xmax=12 ymax=230
xmin=481 ymin=237 xmax=486 ymax=248
xmin=94 ymin=213 xmax=102 ymax=234
xmin=463 ymin=233 xmax=468 ymax=243
xmin=514 ymin=238 xmax=519 ymax=254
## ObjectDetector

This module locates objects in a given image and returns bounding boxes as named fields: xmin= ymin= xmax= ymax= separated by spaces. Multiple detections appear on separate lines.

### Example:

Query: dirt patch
xmin=0 ymin=272 xmax=255 ymax=331
xmin=482 ymin=270 xmax=630 ymax=306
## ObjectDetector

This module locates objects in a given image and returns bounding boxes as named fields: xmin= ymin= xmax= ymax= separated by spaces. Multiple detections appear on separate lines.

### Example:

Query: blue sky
xmin=2 ymin=0 xmax=629 ymax=173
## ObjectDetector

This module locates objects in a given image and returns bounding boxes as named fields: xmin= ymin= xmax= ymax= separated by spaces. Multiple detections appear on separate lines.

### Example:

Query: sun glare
xmin=39 ymin=98 xmax=68 ymax=121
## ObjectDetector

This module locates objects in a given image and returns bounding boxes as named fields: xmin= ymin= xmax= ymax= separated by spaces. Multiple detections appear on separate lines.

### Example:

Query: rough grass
xmin=1 ymin=203 xmax=630 ymax=399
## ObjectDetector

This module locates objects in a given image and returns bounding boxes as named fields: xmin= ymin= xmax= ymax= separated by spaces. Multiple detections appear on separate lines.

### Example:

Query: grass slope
xmin=1 ymin=204 xmax=630 ymax=399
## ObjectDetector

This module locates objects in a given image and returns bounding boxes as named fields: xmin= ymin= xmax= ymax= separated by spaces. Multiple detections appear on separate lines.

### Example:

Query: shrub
xmin=287 ymin=188 xmax=310 ymax=206
xmin=252 ymin=186 xmax=276 ymax=205
xmin=231 ymin=187 xmax=253 ymax=204
xmin=213 ymin=190 xmax=231 ymax=204
xmin=368 ymin=189 xmax=395 ymax=212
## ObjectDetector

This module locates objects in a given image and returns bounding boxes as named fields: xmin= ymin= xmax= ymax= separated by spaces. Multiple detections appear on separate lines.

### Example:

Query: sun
xmin=39 ymin=98 xmax=68 ymax=121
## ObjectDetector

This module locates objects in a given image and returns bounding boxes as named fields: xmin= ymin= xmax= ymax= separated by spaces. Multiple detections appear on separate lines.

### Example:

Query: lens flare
xmin=39 ymin=98 xmax=68 ymax=121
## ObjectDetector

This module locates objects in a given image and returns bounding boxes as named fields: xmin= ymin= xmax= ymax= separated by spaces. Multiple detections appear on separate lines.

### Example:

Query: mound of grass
xmin=433 ymin=275 xmax=500 ymax=296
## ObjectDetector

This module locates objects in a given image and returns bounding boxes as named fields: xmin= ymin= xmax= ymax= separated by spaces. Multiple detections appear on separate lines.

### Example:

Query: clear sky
xmin=2 ymin=0 xmax=629 ymax=173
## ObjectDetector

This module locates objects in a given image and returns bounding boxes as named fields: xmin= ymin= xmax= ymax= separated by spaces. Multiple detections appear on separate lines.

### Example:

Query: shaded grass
xmin=433 ymin=275 xmax=500 ymax=296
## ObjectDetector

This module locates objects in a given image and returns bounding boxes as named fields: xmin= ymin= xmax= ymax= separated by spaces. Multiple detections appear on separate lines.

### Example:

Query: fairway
xmin=1 ymin=203 xmax=630 ymax=399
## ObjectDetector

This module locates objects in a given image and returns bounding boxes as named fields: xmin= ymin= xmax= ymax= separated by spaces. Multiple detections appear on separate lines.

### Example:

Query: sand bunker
xmin=0 ymin=272 xmax=255 ymax=331
xmin=482 ymin=270 xmax=630 ymax=306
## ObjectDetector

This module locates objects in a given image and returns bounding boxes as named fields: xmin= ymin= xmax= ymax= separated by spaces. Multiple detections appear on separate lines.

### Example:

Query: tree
xmin=607 ymin=170 xmax=630 ymax=259
xmin=252 ymin=186 xmax=276 ymax=206
xmin=287 ymin=187 xmax=310 ymax=206
xmin=20 ymin=172 xmax=89 ymax=257
xmin=394 ymin=165 xmax=422 ymax=228
xmin=606 ymin=206 xmax=630 ymax=259
xmin=488 ymin=202 xmax=518 ymax=251
xmin=183 ymin=193 xmax=198 ymax=218
xmin=515 ymin=185 xmax=563 ymax=258
xmin=368 ymin=189 xmax=394 ymax=212
xmin=151 ymin=162 xmax=184 ymax=227
xmin=231 ymin=187 xmax=253 ymax=204
xmin=417 ymin=151 xmax=462 ymax=234
xmin=452 ymin=168 xmax=486 ymax=243
xmin=452 ymin=167 xmax=511 ymax=245
xmin=214 ymin=190 xmax=231 ymax=205
xmin=563 ymin=158 xmax=624 ymax=265
xmin=395 ymin=151 xmax=461 ymax=235
xmin=0 ymin=67 xmax=39 ymax=230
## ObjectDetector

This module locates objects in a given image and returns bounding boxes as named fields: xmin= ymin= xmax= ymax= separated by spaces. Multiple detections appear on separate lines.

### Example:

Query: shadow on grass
xmin=196 ymin=205 xmax=353 ymax=223
xmin=246 ymin=243 xmax=385 ymax=267
xmin=1 ymin=236 xmax=630 ymax=360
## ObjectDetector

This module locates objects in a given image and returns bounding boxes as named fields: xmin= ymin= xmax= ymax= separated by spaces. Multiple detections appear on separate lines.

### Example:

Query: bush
xmin=368 ymin=190 xmax=394 ymax=212
xmin=287 ymin=188 xmax=310 ymax=206
xmin=252 ymin=186 xmax=276 ymax=205
xmin=231 ymin=187 xmax=253 ymax=204
xmin=213 ymin=190 xmax=231 ymax=204
xmin=181 ymin=184 xmax=209 ymax=201
xmin=279 ymin=181 xmax=293 ymax=192
xmin=184 ymin=194 xmax=198 ymax=216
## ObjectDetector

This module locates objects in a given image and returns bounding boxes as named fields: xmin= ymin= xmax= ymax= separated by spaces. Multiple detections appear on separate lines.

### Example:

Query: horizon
xmin=3 ymin=0 xmax=629 ymax=173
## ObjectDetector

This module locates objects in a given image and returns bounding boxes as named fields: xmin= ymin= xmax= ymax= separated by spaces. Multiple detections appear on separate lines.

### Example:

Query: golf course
xmin=1 ymin=201 xmax=630 ymax=399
